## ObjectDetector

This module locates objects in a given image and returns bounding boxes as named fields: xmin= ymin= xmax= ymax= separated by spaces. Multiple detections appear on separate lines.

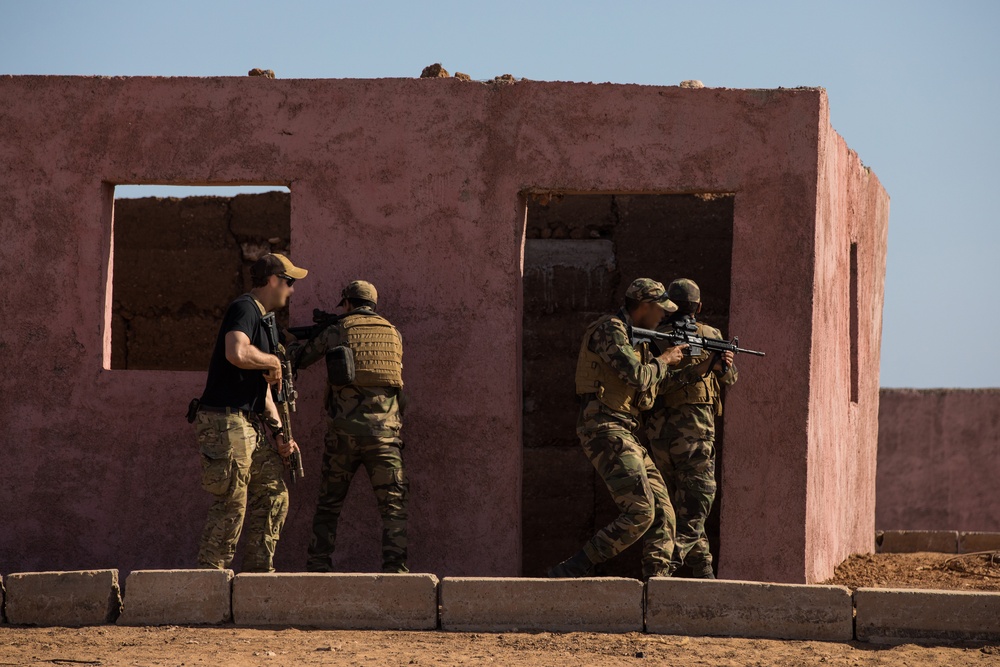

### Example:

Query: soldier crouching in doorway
xmin=191 ymin=253 xmax=306 ymax=572
xmin=288 ymin=280 xmax=410 ymax=574
xmin=645 ymin=278 xmax=736 ymax=579
xmin=547 ymin=278 xmax=688 ymax=580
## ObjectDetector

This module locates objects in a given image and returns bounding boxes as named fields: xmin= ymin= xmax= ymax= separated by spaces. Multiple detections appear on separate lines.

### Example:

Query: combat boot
xmin=383 ymin=562 xmax=410 ymax=574
xmin=691 ymin=566 xmax=716 ymax=579
xmin=643 ymin=568 xmax=674 ymax=581
xmin=306 ymin=557 xmax=334 ymax=573
xmin=546 ymin=550 xmax=594 ymax=578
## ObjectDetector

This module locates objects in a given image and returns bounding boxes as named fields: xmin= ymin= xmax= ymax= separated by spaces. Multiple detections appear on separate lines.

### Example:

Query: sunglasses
xmin=278 ymin=274 xmax=296 ymax=287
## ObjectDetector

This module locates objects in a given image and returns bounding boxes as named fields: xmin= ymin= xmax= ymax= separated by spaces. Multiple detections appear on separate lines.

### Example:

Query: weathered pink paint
xmin=0 ymin=76 xmax=887 ymax=582
xmin=802 ymin=103 xmax=890 ymax=582
xmin=877 ymin=388 xmax=1000 ymax=531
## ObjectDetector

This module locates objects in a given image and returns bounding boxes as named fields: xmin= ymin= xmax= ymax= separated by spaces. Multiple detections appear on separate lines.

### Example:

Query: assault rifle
xmin=632 ymin=315 xmax=765 ymax=374
xmin=262 ymin=312 xmax=305 ymax=484
xmin=287 ymin=308 xmax=340 ymax=343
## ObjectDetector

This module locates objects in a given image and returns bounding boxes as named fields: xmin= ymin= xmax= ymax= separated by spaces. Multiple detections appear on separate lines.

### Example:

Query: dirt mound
xmin=825 ymin=551 xmax=1000 ymax=591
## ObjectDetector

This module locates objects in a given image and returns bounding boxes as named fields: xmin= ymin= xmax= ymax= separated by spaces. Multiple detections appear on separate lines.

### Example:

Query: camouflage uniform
xmin=551 ymin=278 xmax=679 ymax=579
xmin=646 ymin=280 xmax=737 ymax=578
xmin=195 ymin=411 xmax=290 ymax=571
xmin=196 ymin=254 xmax=308 ymax=573
xmin=289 ymin=282 xmax=409 ymax=573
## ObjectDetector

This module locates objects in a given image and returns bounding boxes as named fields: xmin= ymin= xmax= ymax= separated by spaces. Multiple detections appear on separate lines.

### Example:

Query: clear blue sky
xmin=3 ymin=0 xmax=997 ymax=387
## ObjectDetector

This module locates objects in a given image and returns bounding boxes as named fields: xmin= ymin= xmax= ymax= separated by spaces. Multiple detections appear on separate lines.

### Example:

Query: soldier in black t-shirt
xmin=193 ymin=253 xmax=307 ymax=572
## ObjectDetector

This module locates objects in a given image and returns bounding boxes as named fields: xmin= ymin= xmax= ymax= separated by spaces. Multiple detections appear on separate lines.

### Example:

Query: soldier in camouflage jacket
xmin=548 ymin=278 xmax=688 ymax=579
xmin=289 ymin=280 xmax=409 ymax=573
xmin=645 ymin=279 xmax=736 ymax=578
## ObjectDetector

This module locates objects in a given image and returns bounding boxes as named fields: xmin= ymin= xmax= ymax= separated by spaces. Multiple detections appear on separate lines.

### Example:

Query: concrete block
xmin=646 ymin=578 xmax=854 ymax=641
xmin=439 ymin=577 xmax=643 ymax=633
xmin=5 ymin=570 xmax=121 ymax=626
xmin=856 ymin=587 xmax=1000 ymax=643
xmin=232 ymin=573 xmax=438 ymax=629
xmin=877 ymin=530 xmax=958 ymax=553
xmin=959 ymin=532 xmax=1000 ymax=553
xmin=118 ymin=569 xmax=233 ymax=626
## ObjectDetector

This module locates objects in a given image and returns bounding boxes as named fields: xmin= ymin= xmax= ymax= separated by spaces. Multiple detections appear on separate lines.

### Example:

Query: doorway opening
xmin=521 ymin=192 xmax=735 ymax=578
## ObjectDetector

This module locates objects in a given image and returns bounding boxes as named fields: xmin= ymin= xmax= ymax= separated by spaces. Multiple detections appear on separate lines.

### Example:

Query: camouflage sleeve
xmin=287 ymin=325 xmax=342 ymax=370
xmin=665 ymin=362 xmax=705 ymax=388
xmin=703 ymin=324 xmax=738 ymax=386
xmin=589 ymin=318 xmax=665 ymax=391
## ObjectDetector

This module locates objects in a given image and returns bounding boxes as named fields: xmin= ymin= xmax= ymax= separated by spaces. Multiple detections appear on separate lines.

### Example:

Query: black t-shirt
xmin=199 ymin=294 xmax=272 ymax=414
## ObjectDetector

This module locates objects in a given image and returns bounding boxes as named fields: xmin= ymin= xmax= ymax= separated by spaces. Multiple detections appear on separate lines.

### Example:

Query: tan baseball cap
xmin=341 ymin=280 xmax=378 ymax=305
xmin=250 ymin=253 xmax=308 ymax=281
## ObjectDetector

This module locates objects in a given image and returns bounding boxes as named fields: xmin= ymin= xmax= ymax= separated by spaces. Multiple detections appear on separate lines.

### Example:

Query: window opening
xmin=109 ymin=185 xmax=291 ymax=371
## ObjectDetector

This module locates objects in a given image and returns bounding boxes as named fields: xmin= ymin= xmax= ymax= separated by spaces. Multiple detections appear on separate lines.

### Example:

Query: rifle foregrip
xmin=290 ymin=450 xmax=304 ymax=482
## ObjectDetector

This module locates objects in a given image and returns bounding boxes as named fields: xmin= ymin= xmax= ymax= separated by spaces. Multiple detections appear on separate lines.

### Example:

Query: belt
xmin=197 ymin=405 xmax=260 ymax=422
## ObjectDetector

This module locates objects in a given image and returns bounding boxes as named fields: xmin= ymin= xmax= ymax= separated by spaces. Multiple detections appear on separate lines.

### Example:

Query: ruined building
xmin=1 ymin=75 xmax=888 ymax=583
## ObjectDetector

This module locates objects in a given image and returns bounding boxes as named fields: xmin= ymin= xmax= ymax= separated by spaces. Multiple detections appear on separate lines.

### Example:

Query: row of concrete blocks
xmin=877 ymin=530 xmax=1000 ymax=553
xmin=2 ymin=570 xmax=1000 ymax=644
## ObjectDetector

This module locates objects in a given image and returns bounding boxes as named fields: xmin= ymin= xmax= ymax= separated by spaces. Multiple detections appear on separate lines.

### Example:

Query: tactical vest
xmin=338 ymin=312 xmax=403 ymax=388
xmin=659 ymin=321 xmax=722 ymax=414
xmin=575 ymin=314 xmax=655 ymax=416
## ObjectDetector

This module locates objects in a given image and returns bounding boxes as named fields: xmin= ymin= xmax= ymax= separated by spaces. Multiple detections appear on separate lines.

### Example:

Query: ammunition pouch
xmin=186 ymin=398 xmax=200 ymax=424
xmin=326 ymin=345 xmax=356 ymax=386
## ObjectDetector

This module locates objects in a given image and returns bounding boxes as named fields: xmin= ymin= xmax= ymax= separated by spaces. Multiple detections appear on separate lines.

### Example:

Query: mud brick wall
xmin=521 ymin=193 xmax=733 ymax=577
xmin=111 ymin=192 xmax=290 ymax=370
xmin=876 ymin=388 xmax=1000 ymax=532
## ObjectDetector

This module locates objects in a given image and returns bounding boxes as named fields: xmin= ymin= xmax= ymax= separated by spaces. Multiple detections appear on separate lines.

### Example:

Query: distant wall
xmin=877 ymin=388 xmax=1000 ymax=531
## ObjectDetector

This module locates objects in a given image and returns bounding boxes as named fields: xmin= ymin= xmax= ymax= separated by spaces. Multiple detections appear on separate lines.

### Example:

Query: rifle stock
xmin=287 ymin=308 xmax=340 ymax=347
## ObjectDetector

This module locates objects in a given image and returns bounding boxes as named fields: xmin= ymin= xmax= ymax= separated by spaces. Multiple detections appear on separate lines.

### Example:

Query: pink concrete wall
xmin=0 ymin=76 xmax=886 ymax=582
xmin=803 ymin=100 xmax=890 ymax=582
xmin=877 ymin=388 xmax=1000 ymax=531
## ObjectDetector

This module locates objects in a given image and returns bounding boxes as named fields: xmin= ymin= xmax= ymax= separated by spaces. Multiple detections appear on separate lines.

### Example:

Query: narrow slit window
xmin=850 ymin=242 xmax=859 ymax=404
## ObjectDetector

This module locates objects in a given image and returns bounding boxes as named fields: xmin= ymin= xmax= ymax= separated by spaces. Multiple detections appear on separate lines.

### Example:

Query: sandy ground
xmin=2 ymin=626 xmax=999 ymax=667
xmin=3 ymin=552 xmax=1000 ymax=666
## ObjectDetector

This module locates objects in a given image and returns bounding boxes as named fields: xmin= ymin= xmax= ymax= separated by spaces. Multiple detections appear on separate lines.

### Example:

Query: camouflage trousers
xmin=579 ymin=429 xmax=676 ymax=578
xmin=307 ymin=424 xmax=409 ymax=573
xmin=195 ymin=410 xmax=289 ymax=572
xmin=647 ymin=406 xmax=718 ymax=576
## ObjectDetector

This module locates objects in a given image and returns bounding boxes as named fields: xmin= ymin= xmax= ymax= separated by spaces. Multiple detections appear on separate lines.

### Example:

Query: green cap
xmin=667 ymin=278 xmax=701 ymax=303
xmin=625 ymin=278 xmax=678 ymax=313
